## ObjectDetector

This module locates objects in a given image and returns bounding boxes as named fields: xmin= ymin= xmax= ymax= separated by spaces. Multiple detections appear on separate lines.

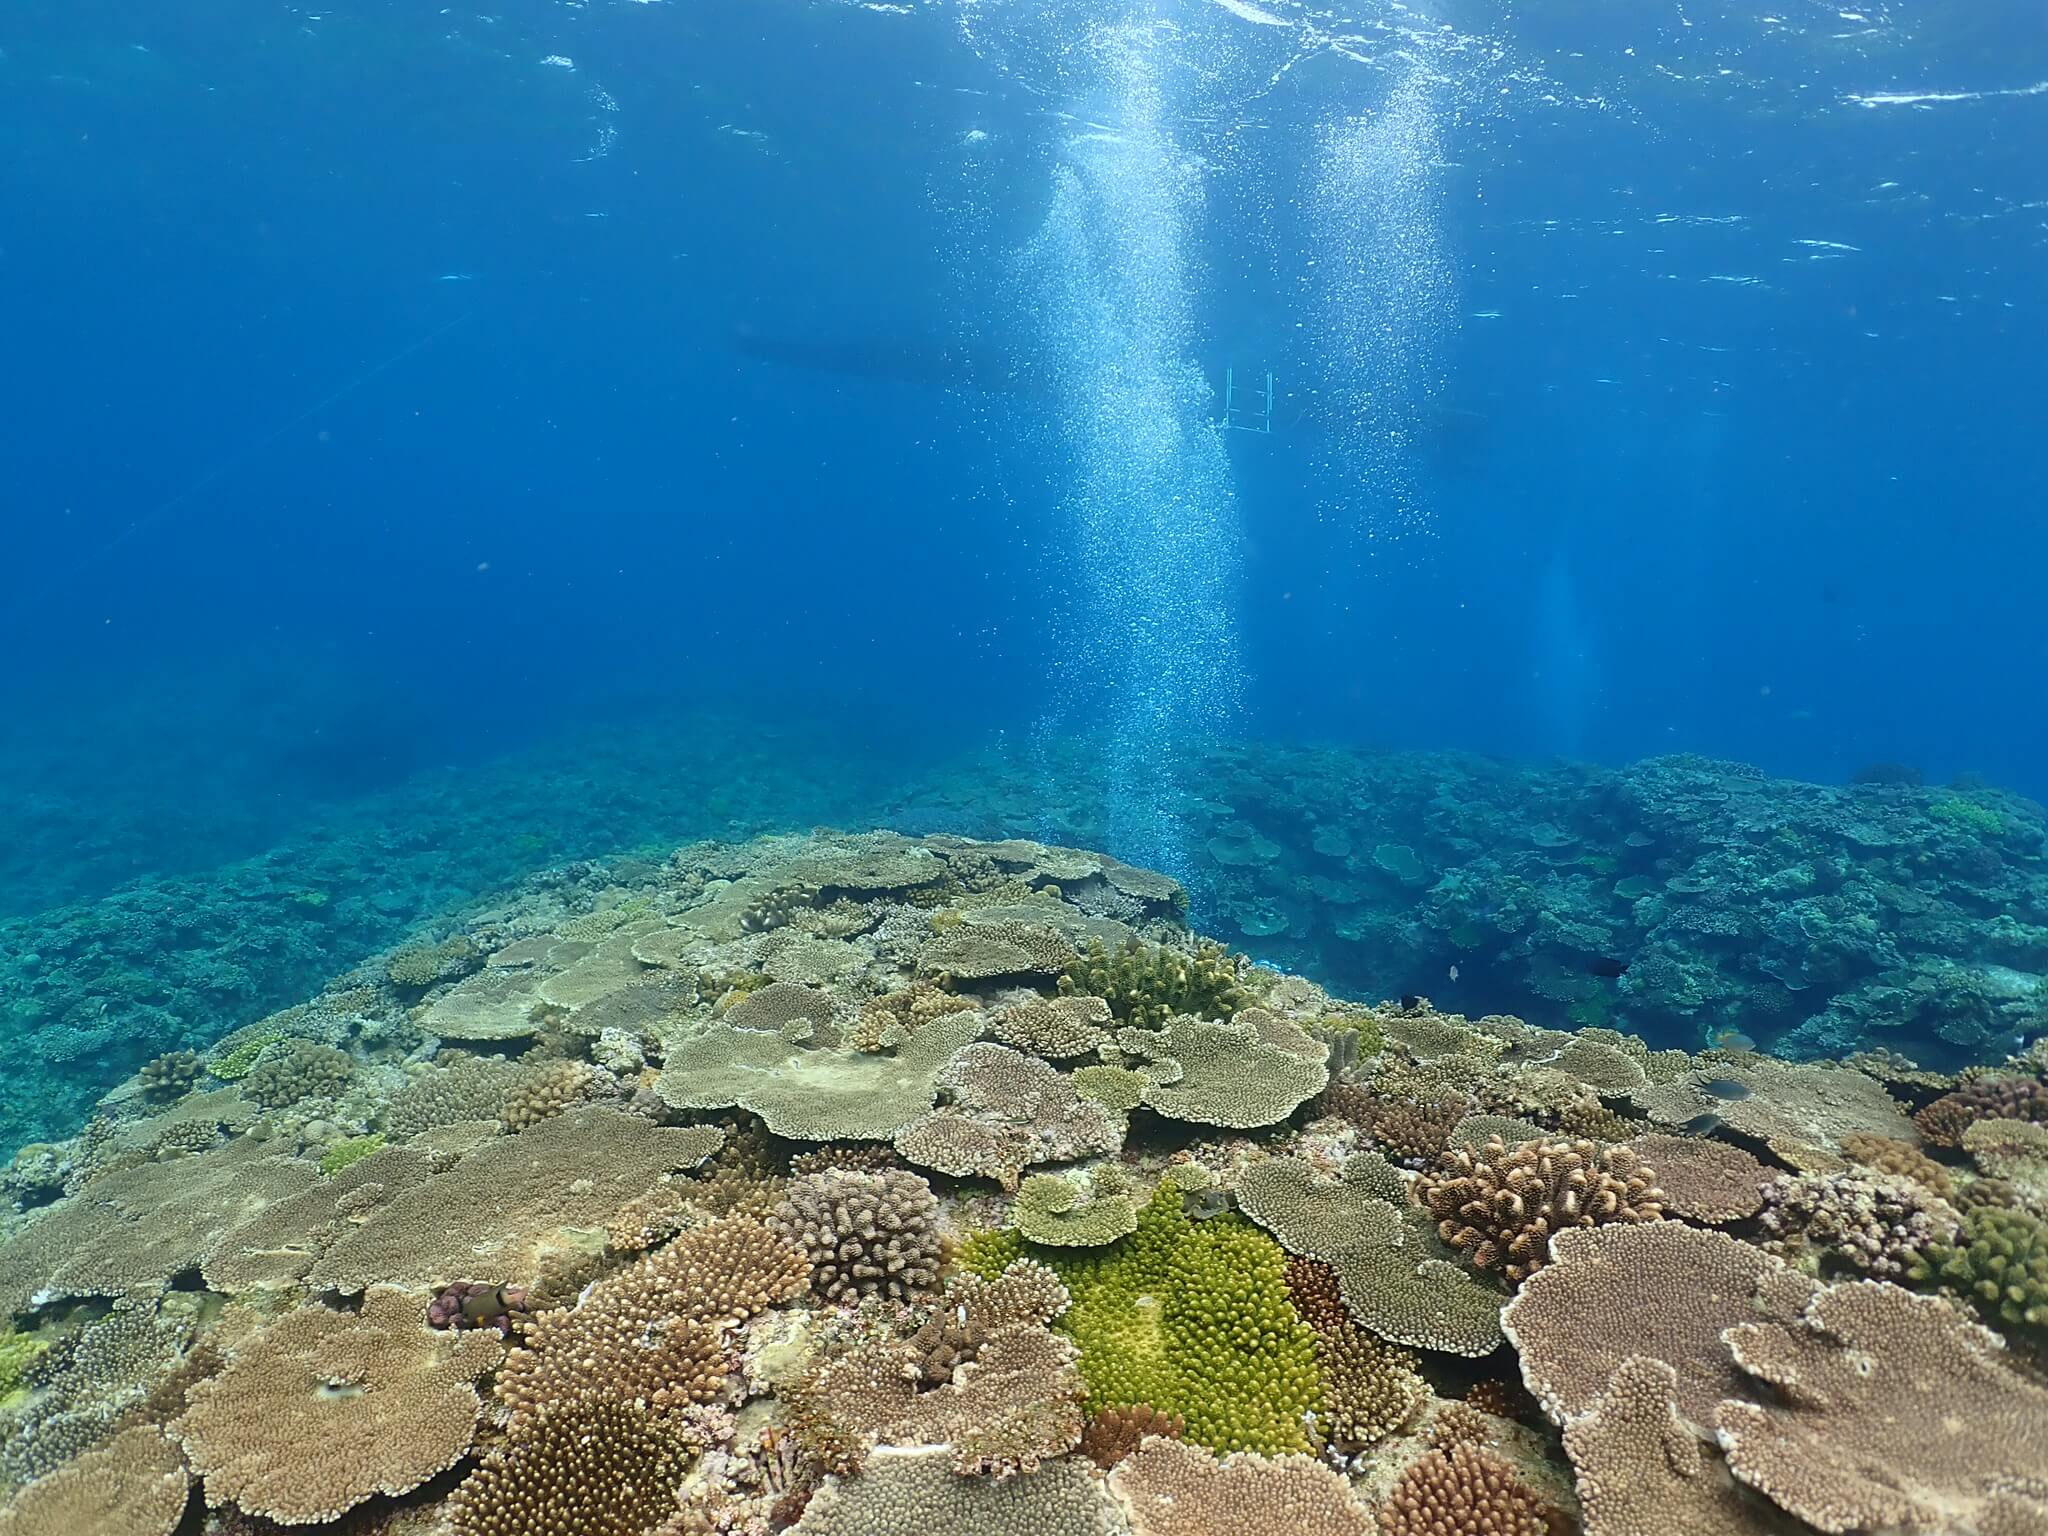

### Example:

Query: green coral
xmin=0 ymin=1329 xmax=50 ymax=1408
xmin=1013 ymin=1174 xmax=1139 ymax=1247
xmin=1910 ymin=1205 xmax=2048 ymax=1336
xmin=1057 ymin=937 xmax=1249 ymax=1027
xmin=209 ymin=1029 xmax=286 ymax=1082
xmin=1930 ymin=795 xmax=2005 ymax=838
xmin=319 ymin=1133 xmax=387 ymax=1177
xmin=1072 ymin=1065 xmax=1148 ymax=1115
xmin=963 ymin=1183 xmax=1320 ymax=1455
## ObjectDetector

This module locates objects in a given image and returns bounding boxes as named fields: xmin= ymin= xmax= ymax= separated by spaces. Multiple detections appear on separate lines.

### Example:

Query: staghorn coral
xmin=1080 ymin=1402 xmax=1183 ymax=1469
xmin=790 ymin=1445 xmax=1117 ymax=1536
xmin=771 ymin=1167 xmax=944 ymax=1302
xmin=0 ymin=1426 xmax=189 ymax=1536
xmin=1112 ymin=1437 xmax=1373 ymax=1536
xmin=241 ymin=1041 xmax=354 ymax=1109
xmin=450 ymin=1398 xmax=695 ymax=1536
xmin=1756 ymin=1169 xmax=1961 ymax=1279
xmin=1909 ymin=1203 xmax=2048 ymax=1336
xmin=1377 ymin=1444 xmax=1552 ymax=1536
xmin=1626 ymin=1133 xmax=1767 ymax=1222
xmin=1717 ymin=1280 xmax=2048 ymax=1534
xmin=171 ymin=1287 xmax=500 ymax=1523
xmin=1417 ymin=1136 xmax=1664 ymax=1285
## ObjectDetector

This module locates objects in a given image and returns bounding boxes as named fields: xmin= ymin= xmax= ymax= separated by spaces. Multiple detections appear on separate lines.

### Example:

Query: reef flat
xmin=5 ymin=731 xmax=2041 ymax=1154
xmin=1 ymin=831 xmax=2044 ymax=1535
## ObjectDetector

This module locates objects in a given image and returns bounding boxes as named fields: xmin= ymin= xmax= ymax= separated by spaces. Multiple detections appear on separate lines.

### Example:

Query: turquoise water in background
xmin=2 ymin=0 xmax=2045 ymax=1150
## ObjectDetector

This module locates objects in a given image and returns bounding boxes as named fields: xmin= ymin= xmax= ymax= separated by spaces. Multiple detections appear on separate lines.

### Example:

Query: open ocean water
xmin=1 ymin=3 xmax=2046 ymax=1531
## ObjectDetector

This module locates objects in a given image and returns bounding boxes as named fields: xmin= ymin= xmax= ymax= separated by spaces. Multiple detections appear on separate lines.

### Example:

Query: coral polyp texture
xmin=3 ymin=828 xmax=2047 ymax=1536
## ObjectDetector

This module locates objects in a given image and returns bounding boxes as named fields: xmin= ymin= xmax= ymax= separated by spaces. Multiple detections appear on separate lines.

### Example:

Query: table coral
xmin=1116 ymin=1015 xmax=1328 ymax=1129
xmin=789 ymin=1445 xmax=1118 ymax=1536
xmin=171 ymin=1286 xmax=500 ymax=1523
xmin=1717 ymin=1280 xmax=2048 ymax=1534
xmin=1627 ymin=1133 xmax=1767 ymax=1222
xmin=0 ymin=1426 xmax=188 ymax=1536
xmin=1112 ymin=1437 xmax=1373 ymax=1536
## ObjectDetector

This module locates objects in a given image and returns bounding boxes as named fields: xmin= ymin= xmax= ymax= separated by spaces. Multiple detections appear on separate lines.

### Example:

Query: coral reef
xmin=4 ymin=826 xmax=2046 ymax=1536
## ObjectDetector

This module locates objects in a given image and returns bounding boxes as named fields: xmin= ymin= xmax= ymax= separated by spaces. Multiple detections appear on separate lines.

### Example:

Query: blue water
xmin=2 ymin=0 xmax=2045 ymax=1141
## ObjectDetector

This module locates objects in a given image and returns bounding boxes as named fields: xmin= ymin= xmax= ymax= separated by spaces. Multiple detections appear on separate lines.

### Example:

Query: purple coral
xmin=427 ymin=1280 xmax=532 ymax=1337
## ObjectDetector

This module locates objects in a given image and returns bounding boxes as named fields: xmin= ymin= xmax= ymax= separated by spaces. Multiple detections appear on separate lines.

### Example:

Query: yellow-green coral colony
xmin=966 ymin=1183 xmax=1322 ymax=1455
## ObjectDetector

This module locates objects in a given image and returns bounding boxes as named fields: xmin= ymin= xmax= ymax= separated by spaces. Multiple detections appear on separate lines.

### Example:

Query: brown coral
xmin=242 ymin=1041 xmax=354 ymax=1109
xmin=1112 ymin=1437 xmax=1373 ymax=1536
xmin=1322 ymin=1088 xmax=1469 ymax=1170
xmin=1627 ymin=1133 xmax=1768 ymax=1222
xmin=0 ymin=1426 xmax=188 ymax=1536
xmin=449 ymin=1398 xmax=695 ymax=1536
xmin=500 ymin=1060 xmax=596 ymax=1131
xmin=1755 ymin=1170 xmax=1961 ymax=1279
xmin=784 ymin=1323 xmax=1084 ymax=1478
xmin=1716 ymin=1280 xmax=2048 ymax=1534
xmin=1317 ymin=1322 xmax=1428 ymax=1449
xmin=906 ymin=1261 xmax=1070 ymax=1383
xmin=1080 ymin=1403 xmax=1184 ymax=1469
xmin=770 ymin=1166 xmax=944 ymax=1302
xmin=171 ymin=1287 xmax=501 ymax=1523
xmin=1376 ymin=1444 xmax=1552 ymax=1536
xmin=1417 ymin=1136 xmax=1665 ymax=1285
xmin=1838 ymin=1131 xmax=1955 ymax=1195
xmin=1915 ymin=1075 xmax=2048 ymax=1147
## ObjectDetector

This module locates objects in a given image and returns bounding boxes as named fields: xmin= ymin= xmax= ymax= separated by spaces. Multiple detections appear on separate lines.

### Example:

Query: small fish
xmin=1586 ymin=956 xmax=1630 ymax=979
xmin=459 ymin=1285 xmax=509 ymax=1324
xmin=1447 ymin=964 xmax=1460 ymax=983
xmin=1679 ymin=1112 xmax=1725 ymax=1135
xmin=1711 ymin=1028 xmax=1758 ymax=1053
xmin=1699 ymin=1077 xmax=1754 ymax=1102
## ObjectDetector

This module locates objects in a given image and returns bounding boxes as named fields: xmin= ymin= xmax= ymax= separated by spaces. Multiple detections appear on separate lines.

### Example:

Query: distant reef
xmin=1 ymin=730 xmax=2042 ymax=1154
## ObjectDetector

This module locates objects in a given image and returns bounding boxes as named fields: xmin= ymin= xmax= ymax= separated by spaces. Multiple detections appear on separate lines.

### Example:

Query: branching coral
xmin=771 ymin=1167 xmax=944 ymax=1302
xmin=906 ymin=1260 xmax=1070 ymax=1383
xmin=1915 ymin=1075 xmax=2048 ymax=1147
xmin=1376 ymin=1443 xmax=1554 ymax=1536
xmin=240 ymin=1041 xmax=354 ymax=1109
xmin=1058 ymin=936 xmax=1249 ymax=1026
xmin=449 ymin=1398 xmax=696 ymax=1536
xmin=1080 ymin=1403 xmax=1184 ymax=1469
xmin=1315 ymin=1319 xmax=1429 ymax=1449
xmin=1908 ymin=1203 xmax=2048 ymax=1336
xmin=1417 ymin=1136 xmax=1664 ymax=1285
xmin=1756 ymin=1170 xmax=1961 ymax=1279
